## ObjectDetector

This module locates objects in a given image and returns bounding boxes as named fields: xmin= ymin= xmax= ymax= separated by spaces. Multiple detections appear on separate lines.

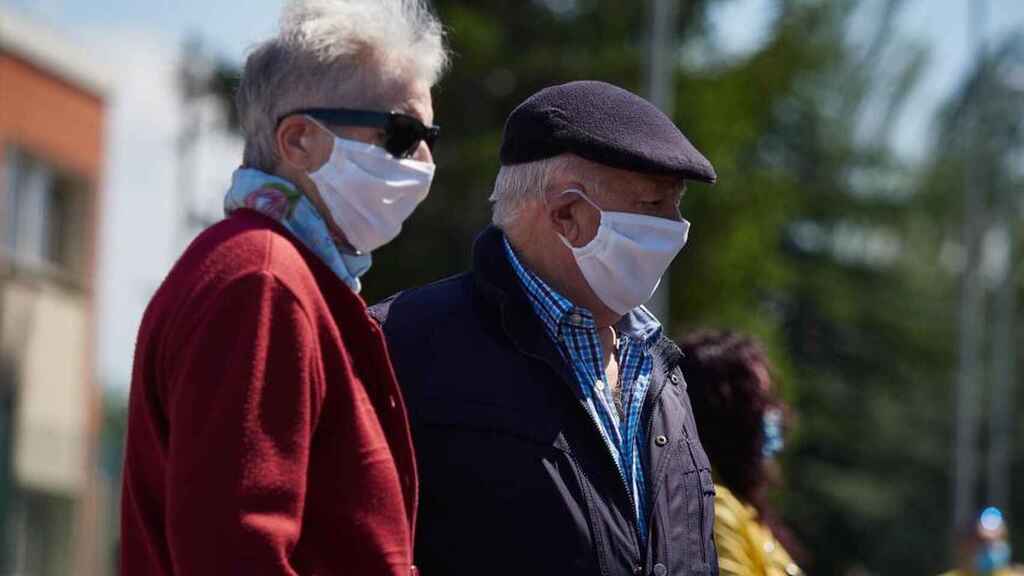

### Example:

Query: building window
xmin=2 ymin=147 xmax=89 ymax=280
xmin=10 ymin=489 xmax=75 ymax=576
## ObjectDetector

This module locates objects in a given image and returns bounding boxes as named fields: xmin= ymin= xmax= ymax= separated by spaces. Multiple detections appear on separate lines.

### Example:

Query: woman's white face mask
xmin=306 ymin=119 xmax=435 ymax=253
xmin=558 ymin=189 xmax=690 ymax=315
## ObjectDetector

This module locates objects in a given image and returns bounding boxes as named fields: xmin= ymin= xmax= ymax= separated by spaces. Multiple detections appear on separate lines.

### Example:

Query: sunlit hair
xmin=236 ymin=0 xmax=449 ymax=171
xmin=489 ymin=154 xmax=600 ymax=229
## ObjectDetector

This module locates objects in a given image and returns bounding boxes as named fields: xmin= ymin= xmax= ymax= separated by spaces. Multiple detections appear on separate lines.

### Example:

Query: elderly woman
xmin=120 ymin=1 xmax=447 ymax=574
xmin=678 ymin=330 xmax=804 ymax=576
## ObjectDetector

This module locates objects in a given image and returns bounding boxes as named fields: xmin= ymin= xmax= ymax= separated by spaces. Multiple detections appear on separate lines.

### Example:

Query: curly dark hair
xmin=678 ymin=330 xmax=778 ymax=502
xmin=677 ymin=330 xmax=805 ymax=561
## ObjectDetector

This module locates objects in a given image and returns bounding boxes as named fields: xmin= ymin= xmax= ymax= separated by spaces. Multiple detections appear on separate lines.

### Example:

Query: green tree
xmin=910 ymin=31 xmax=1024 ymax=569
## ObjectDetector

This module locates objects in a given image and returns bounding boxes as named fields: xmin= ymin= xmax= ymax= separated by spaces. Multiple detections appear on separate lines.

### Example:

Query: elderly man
xmin=120 ymin=1 xmax=447 ymax=574
xmin=372 ymin=81 xmax=719 ymax=575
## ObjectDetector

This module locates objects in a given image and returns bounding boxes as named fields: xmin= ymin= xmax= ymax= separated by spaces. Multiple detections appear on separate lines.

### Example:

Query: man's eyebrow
xmin=656 ymin=182 xmax=685 ymax=197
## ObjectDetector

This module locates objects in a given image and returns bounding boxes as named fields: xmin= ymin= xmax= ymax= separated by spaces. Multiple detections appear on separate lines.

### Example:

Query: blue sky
xmin=10 ymin=0 xmax=281 ymax=60
xmin=2 ymin=0 xmax=1022 ymax=389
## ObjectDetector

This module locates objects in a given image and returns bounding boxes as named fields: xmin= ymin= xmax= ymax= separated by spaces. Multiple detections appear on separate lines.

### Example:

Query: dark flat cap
xmin=500 ymin=80 xmax=716 ymax=183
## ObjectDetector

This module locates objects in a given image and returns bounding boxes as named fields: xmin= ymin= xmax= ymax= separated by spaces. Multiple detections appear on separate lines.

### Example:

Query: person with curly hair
xmin=678 ymin=330 xmax=804 ymax=576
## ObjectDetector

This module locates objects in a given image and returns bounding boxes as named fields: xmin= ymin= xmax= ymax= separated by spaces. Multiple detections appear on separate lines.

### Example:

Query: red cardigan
xmin=121 ymin=210 xmax=418 ymax=575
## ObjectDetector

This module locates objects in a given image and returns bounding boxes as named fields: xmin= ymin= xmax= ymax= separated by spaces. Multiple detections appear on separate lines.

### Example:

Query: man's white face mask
xmin=558 ymin=189 xmax=690 ymax=315
xmin=306 ymin=119 xmax=436 ymax=253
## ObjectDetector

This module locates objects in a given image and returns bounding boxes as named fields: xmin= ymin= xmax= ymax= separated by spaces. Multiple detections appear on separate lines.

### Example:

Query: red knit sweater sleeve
xmin=161 ymin=270 xmax=323 ymax=575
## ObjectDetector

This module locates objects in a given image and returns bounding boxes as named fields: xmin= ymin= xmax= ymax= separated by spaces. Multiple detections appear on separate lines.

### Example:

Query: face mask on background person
xmin=763 ymin=407 xmax=785 ymax=459
xmin=558 ymin=189 xmax=689 ymax=315
xmin=975 ymin=540 xmax=1011 ymax=574
xmin=974 ymin=507 xmax=1011 ymax=575
xmin=307 ymin=119 xmax=435 ymax=253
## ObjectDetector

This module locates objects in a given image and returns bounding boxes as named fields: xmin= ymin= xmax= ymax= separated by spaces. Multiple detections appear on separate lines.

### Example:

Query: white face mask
xmin=307 ymin=122 xmax=435 ymax=253
xmin=559 ymin=189 xmax=690 ymax=315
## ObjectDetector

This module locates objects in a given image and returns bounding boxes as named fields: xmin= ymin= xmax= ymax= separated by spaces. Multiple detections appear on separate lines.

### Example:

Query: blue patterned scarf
xmin=224 ymin=168 xmax=371 ymax=292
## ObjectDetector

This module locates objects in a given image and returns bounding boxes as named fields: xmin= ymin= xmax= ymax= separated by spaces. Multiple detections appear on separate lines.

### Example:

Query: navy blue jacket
xmin=371 ymin=226 xmax=718 ymax=576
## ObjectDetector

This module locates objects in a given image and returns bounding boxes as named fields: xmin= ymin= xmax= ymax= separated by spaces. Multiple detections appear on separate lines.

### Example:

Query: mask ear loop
xmin=552 ymin=187 xmax=604 ymax=225
xmin=552 ymin=188 xmax=606 ymax=251
xmin=301 ymin=116 xmax=344 ymax=166
xmin=556 ymin=187 xmax=599 ymax=209
xmin=304 ymin=115 xmax=333 ymax=138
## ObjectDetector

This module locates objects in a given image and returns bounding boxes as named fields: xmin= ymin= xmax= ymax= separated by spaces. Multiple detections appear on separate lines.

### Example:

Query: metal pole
xmin=987 ymin=207 xmax=1015 ymax=514
xmin=645 ymin=0 xmax=678 ymax=324
xmin=986 ymin=43 xmax=1018 ymax=517
xmin=953 ymin=0 xmax=987 ymax=534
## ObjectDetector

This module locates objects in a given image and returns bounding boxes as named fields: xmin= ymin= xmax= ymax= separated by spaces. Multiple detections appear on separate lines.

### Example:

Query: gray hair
xmin=490 ymin=154 xmax=599 ymax=229
xmin=236 ymin=0 xmax=449 ymax=171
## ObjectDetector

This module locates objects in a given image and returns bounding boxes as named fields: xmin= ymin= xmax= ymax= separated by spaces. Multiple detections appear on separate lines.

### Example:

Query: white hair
xmin=236 ymin=0 xmax=449 ymax=171
xmin=490 ymin=154 xmax=602 ymax=229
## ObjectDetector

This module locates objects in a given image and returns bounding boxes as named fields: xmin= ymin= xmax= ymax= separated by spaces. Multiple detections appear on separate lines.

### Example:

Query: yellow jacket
xmin=937 ymin=565 xmax=1024 ymax=569
xmin=714 ymin=484 xmax=801 ymax=576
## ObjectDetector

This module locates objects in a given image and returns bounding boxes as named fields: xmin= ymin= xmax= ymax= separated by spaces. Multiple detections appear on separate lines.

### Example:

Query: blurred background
xmin=0 ymin=0 xmax=1021 ymax=573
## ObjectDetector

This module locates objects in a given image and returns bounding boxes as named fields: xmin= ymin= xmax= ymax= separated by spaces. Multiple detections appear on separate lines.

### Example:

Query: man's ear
xmin=548 ymin=188 xmax=586 ymax=246
xmin=275 ymin=116 xmax=320 ymax=172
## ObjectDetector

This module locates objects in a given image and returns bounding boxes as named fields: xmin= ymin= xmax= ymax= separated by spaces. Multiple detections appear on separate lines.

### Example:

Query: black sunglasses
xmin=285 ymin=107 xmax=440 ymax=159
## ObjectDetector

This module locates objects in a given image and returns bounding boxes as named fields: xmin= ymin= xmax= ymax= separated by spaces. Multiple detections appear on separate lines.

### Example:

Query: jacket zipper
xmin=579 ymin=403 xmax=644 ymax=553
xmin=498 ymin=304 xmax=645 ymax=563
xmin=517 ymin=345 xmax=644 ymax=559
xmin=641 ymin=381 xmax=668 ymax=501
xmin=638 ymin=357 xmax=680 ymax=553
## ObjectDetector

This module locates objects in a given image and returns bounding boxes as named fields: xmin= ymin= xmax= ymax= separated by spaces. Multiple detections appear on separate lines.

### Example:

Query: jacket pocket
xmin=685 ymin=439 xmax=716 ymax=574
xmin=698 ymin=468 xmax=717 ymax=573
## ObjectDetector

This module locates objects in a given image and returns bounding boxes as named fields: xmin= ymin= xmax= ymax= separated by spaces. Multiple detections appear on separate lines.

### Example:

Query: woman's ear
xmin=275 ymin=116 xmax=322 ymax=172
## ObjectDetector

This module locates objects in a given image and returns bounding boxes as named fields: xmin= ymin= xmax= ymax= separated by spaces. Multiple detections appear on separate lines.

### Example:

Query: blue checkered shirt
xmin=503 ymin=237 xmax=662 ymax=545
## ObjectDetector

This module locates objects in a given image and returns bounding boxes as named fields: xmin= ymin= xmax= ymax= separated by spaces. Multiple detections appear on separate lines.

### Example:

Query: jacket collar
xmin=472 ymin=226 xmax=574 ymax=385
xmin=471 ymin=225 xmax=522 ymax=306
